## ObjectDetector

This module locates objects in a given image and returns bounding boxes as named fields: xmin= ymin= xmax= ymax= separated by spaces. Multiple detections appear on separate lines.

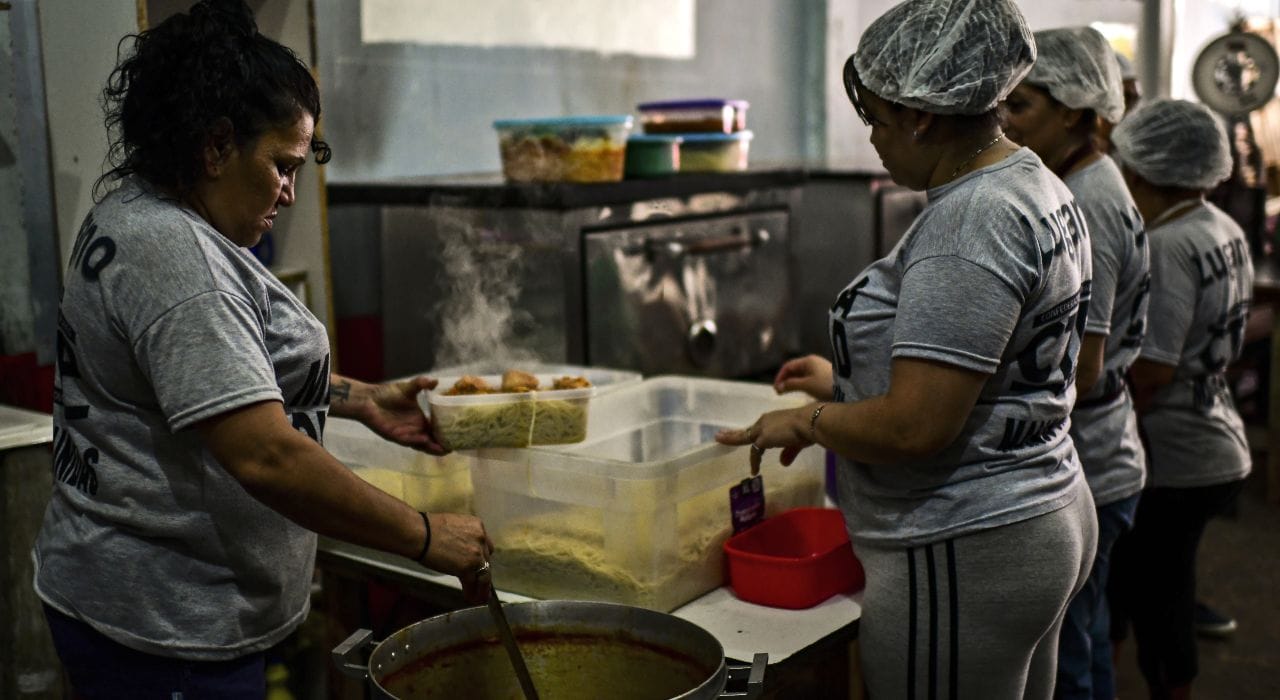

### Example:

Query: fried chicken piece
xmin=444 ymin=374 xmax=493 ymax=396
xmin=501 ymin=369 xmax=539 ymax=393
xmin=552 ymin=375 xmax=592 ymax=390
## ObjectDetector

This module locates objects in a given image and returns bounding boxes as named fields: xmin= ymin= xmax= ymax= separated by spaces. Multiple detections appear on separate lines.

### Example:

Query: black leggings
xmin=1108 ymin=479 xmax=1244 ymax=690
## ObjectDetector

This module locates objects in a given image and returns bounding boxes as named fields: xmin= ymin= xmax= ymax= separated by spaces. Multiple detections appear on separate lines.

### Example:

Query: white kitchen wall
xmin=36 ymin=0 xmax=137 ymax=271
xmin=361 ymin=0 xmax=696 ymax=58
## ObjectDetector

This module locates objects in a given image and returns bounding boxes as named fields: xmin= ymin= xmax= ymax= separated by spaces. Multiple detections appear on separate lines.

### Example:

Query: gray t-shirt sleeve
xmin=135 ymin=290 xmax=284 ymax=431
xmin=893 ymin=255 xmax=1022 ymax=373
xmin=1082 ymin=214 xmax=1120 ymax=337
xmin=1140 ymin=235 xmax=1196 ymax=366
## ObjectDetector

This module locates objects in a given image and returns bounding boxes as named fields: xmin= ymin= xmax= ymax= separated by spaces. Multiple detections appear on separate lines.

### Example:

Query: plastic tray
xmin=724 ymin=507 xmax=865 ymax=609
xmin=426 ymin=374 xmax=595 ymax=450
xmin=470 ymin=375 xmax=827 ymax=611
xmin=325 ymin=417 xmax=475 ymax=514
xmin=493 ymin=115 xmax=633 ymax=183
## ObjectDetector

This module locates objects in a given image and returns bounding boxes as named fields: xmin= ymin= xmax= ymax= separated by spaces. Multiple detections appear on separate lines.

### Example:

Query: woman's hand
xmin=715 ymin=405 xmax=815 ymax=475
xmin=773 ymin=355 xmax=835 ymax=400
xmin=332 ymin=374 xmax=449 ymax=455
xmin=419 ymin=512 xmax=495 ymax=604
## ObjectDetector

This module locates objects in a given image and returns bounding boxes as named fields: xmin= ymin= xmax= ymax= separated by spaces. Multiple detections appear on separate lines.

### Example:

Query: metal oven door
xmin=583 ymin=209 xmax=794 ymax=377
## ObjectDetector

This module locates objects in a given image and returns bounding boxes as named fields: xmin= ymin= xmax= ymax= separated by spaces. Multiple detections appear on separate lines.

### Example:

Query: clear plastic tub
xmin=637 ymin=99 xmax=749 ymax=134
xmin=325 ymin=417 xmax=475 ymax=514
xmin=427 ymin=363 xmax=641 ymax=396
xmin=493 ymin=115 xmax=633 ymax=183
xmin=677 ymin=131 xmax=752 ymax=173
xmin=470 ymin=376 xmax=827 ymax=612
xmin=426 ymin=374 xmax=596 ymax=450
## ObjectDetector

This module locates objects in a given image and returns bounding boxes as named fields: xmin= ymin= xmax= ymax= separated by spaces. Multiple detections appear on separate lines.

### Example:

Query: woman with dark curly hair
xmin=32 ymin=1 xmax=492 ymax=696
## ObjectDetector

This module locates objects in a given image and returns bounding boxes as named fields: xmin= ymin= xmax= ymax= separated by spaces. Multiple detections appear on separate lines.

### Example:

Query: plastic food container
xmin=426 ymin=374 xmax=595 ymax=450
xmin=624 ymin=134 xmax=682 ymax=178
xmin=324 ymin=417 xmax=475 ymax=514
xmin=638 ymin=99 xmax=750 ymax=134
xmin=724 ymin=507 xmax=865 ymax=609
xmin=427 ymin=363 xmax=641 ymax=396
xmin=678 ymin=131 xmax=752 ymax=173
xmin=493 ymin=115 xmax=633 ymax=183
xmin=470 ymin=376 xmax=827 ymax=612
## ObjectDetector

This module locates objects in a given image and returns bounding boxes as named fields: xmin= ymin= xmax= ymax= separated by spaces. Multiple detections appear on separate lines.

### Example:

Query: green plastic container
xmin=624 ymin=134 xmax=682 ymax=178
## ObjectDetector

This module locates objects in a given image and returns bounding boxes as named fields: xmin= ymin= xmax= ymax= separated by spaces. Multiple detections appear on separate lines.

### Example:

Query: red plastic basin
xmin=723 ymin=507 xmax=865 ymax=609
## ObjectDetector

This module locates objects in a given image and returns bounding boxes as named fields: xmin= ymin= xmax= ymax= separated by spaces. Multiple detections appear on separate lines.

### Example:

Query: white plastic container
xmin=678 ymin=131 xmax=753 ymax=173
xmin=471 ymin=376 xmax=827 ymax=612
xmin=426 ymin=374 xmax=596 ymax=450
xmin=325 ymin=417 xmax=475 ymax=514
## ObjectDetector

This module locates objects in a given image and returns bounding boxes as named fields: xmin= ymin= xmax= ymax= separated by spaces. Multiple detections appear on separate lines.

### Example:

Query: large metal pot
xmin=333 ymin=600 xmax=766 ymax=699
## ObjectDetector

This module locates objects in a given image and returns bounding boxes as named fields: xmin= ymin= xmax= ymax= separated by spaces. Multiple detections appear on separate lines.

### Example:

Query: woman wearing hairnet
xmin=1003 ymin=27 xmax=1150 ymax=700
xmin=1107 ymin=99 xmax=1253 ymax=699
xmin=717 ymin=1 xmax=1097 ymax=696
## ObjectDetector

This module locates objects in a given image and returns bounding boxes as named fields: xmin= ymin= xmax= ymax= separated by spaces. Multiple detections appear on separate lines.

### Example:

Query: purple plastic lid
xmin=637 ymin=98 xmax=749 ymax=111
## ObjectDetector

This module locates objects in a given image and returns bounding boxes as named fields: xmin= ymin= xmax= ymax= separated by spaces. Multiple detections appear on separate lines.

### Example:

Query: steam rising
xmin=432 ymin=224 xmax=540 ymax=369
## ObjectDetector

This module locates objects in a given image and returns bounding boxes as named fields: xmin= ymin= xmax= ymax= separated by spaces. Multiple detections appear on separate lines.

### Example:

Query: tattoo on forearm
xmin=331 ymin=380 xmax=352 ymax=403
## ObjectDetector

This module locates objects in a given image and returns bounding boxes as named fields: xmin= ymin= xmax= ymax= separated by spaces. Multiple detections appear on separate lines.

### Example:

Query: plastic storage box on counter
xmin=493 ymin=115 xmax=633 ymax=183
xmin=678 ymin=131 xmax=752 ymax=173
xmin=724 ymin=507 xmax=865 ymax=609
xmin=637 ymin=99 xmax=749 ymax=134
xmin=470 ymin=376 xmax=827 ymax=612
xmin=624 ymin=134 xmax=682 ymax=178
xmin=426 ymin=374 xmax=596 ymax=450
xmin=325 ymin=417 xmax=475 ymax=514
xmin=427 ymin=362 xmax=641 ymax=396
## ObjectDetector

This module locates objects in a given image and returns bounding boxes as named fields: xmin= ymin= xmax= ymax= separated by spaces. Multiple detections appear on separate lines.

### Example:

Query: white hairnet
xmin=1115 ymin=51 xmax=1137 ymax=82
xmin=1112 ymin=99 xmax=1232 ymax=190
xmin=852 ymin=0 xmax=1036 ymax=115
xmin=1025 ymin=27 xmax=1125 ymax=124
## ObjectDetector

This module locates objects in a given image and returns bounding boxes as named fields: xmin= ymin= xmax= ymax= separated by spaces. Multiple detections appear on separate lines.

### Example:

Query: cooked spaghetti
xmin=435 ymin=371 xmax=593 ymax=449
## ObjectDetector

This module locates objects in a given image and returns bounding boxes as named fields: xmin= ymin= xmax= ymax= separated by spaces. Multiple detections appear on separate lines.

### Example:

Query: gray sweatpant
xmin=856 ymin=477 xmax=1097 ymax=700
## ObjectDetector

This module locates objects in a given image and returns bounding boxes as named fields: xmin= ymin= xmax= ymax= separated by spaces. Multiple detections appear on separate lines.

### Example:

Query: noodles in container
xmin=492 ymin=115 xmax=632 ymax=183
xmin=427 ymin=370 xmax=596 ymax=450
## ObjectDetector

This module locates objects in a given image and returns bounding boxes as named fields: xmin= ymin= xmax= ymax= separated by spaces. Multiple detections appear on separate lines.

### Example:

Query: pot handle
xmin=331 ymin=628 xmax=378 ymax=680
xmin=720 ymin=653 xmax=767 ymax=699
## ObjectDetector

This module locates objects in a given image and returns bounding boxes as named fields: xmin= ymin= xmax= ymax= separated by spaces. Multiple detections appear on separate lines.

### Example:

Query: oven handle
xmin=638 ymin=228 xmax=771 ymax=259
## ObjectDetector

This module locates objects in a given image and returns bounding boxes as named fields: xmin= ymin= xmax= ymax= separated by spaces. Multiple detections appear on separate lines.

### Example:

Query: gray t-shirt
xmin=833 ymin=148 xmax=1091 ymax=547
xmin=1139 ymin=202 xmax=1252 ymax=488
xmin=1063 ymin=157 xmax=1149 ymax=506
xmin=33 ymin=177 xmax=330 ymax=660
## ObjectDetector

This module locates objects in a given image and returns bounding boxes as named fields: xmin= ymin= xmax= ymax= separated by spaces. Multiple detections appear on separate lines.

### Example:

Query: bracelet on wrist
xmin=415 ymin=511 xmax=432 ymax=562
xmin=809 ymin=403 xmax=828 ymax=443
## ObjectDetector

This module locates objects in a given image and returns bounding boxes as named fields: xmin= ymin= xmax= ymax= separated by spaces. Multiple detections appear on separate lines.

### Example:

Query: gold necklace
xmin=948 ymin=133 xmax=1005 ymax=182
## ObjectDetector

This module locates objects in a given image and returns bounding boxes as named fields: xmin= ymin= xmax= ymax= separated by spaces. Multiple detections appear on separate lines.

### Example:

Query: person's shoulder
xmin=86 ymin=180 xmax=263 ymax=297
xmin=936 ymin=150 xmax=1075 ymax=232
xmin=1201 ymin=201 xmax=1248 ymax=238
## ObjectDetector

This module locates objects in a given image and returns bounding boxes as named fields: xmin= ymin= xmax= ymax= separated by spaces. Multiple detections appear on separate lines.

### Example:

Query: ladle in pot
xmin=476 ymin=562 xmax=540 ymax=700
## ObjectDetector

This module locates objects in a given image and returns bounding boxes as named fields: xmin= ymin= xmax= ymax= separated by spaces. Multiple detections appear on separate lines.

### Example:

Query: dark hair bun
xmin=189 ymin=0 xmax=258 ymax=38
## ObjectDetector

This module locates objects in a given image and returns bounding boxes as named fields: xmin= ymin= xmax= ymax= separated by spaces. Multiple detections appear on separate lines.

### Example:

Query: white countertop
xmin=0 ymin=404 xmax=53 ymax=451
xmin=317 ymin=537 xmax=861 ymax=664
